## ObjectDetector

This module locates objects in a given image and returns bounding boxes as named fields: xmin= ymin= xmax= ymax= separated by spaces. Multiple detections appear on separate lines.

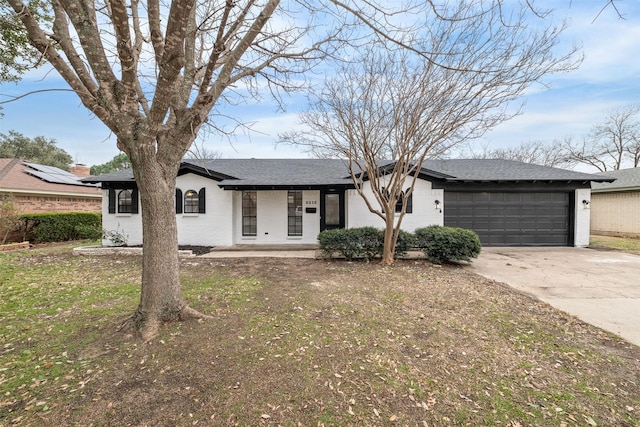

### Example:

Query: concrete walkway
xmin=201 ymin=245 xmax=320 ymax=259
xmin=467 ymin=247 xmax=640 ymax=347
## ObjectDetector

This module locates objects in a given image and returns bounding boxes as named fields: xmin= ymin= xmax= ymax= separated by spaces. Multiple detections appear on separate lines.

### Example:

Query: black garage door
xmin=444 ymin=192 xmax=572 ymax=246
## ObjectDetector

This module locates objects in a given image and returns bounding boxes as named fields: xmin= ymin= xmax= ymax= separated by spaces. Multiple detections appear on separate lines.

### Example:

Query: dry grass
xmin=1 ymin=242 xmax=639 ymax=426
xmin=590 ymin=234 xmax=640 ymax=256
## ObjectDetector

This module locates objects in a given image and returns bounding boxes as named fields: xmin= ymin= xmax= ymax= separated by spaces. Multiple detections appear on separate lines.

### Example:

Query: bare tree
xmin=285 ymin=4 xmax=578 ymax=265
xmin=563 ymin=105 xmax=640 ymax=171
xmin=465 ymin=140 xmax=571 ymax=168
xmin=5 ymin=0 xmax=457 ymax=339
xmin=184 ymin=141 xmax=223 ymax=161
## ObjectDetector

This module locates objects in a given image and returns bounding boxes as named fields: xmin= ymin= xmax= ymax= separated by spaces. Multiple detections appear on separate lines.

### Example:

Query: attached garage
xmin=444 ymin=191 xmax=573 ymax=246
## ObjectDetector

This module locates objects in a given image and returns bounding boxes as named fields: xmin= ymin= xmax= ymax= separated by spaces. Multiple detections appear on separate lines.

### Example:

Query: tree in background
xmin=562 ymin=104 xmax=640 ymax=171
xmin=286 ymin=4 xmax=578 ymax=265
xmin=465 ymin=140 xmax=571 ymax=168
xmin=90 ymin=153 xmax=131 ymax=175
xmin=0 ymin=130 xmax=73 ymax=170
xmin=184 ymin=141 xmax=223 ymax=161
xmin=0 ymin=1 xmax=48 ymax=83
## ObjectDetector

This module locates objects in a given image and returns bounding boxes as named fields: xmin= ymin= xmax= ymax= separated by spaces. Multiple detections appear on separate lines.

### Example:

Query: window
xmin=242 ymin=191 xmax=257 ymax=236
xmin=108 ymin=188 xmax=138 ymax=214
xmin=176 ymin=188 xmax=206 ymax=214
xmin=184 ymin=190 xmax=199 ymax=213
xmin=396 ymin=190 xmax=413 ymax=214
xmin=383 ymin=187 xmax=413 ymax=214
xmin=118 ymin=189 xmax=133 ymax=213
xmin=287 ymin=190 xmax=303 ymax=236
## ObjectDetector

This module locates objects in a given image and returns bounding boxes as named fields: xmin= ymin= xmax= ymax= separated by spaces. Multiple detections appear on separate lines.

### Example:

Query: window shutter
xmin=198 ymin=187 xmax=206 ymax=214
xmin=175 ymin=189 xmax=183 ymax=214
xmin=108 ymin=188 xmax=116 ymax=214
xmin=131 ymin=188 xmax=139 ymax=214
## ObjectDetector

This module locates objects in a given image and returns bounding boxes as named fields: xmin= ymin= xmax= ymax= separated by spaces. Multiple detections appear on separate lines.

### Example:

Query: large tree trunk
xmin=123 ymin=151 xmax=207 ymax=341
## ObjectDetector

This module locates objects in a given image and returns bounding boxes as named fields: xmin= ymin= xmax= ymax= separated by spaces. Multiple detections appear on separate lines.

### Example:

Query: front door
xmin=320 ymin=189 xmax=345 ymax=231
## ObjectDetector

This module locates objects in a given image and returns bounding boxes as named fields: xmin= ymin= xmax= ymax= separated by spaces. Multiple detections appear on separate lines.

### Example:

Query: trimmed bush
xmin=20 ymin=212 xmax=102 ymax=243
xmin=414 ymin=225 xmax=481 ymax=264
xmin=318 ymin=227 xmax=412 ymax=261
xmin=353 ymin=227 xmax=384 ymax=259
xmin=394 ymin=229 xmax=417 ymax=258
xmin=317 ymin=228 xmax=362 ymax=260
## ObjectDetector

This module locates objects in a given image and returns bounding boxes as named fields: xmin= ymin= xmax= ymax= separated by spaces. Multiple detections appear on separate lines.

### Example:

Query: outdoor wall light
xmin=435 ymin=200 xmax=441 ymax=211
xmin=582 ymin=199 xmax=590 ymax=208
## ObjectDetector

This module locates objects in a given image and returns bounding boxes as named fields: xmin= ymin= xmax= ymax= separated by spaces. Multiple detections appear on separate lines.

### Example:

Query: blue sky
xmin=0 ymin=1 xmax=638 ymax=169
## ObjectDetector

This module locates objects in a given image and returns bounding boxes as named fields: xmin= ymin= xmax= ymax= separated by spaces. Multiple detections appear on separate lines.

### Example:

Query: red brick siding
xmin=11 ymin=194 xmax=101 ymax=214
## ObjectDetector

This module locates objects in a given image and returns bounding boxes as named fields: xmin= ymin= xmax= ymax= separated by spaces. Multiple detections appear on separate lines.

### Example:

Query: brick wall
xmin=11 ymin=194 xmax=101 ymax=214
xmin=591 ymin=191 xmax=640 ymax=237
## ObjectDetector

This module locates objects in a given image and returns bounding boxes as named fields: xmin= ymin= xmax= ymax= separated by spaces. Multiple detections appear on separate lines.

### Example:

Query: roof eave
xmin=218 ymin=183 xmax=355 ymax=191
xmin=592 ymin=186 xmax=640 ymax=193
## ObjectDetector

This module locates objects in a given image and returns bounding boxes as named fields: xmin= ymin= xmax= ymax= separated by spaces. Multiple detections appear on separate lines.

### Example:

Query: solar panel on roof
xmin=24 ymin=162 xmax=65 ymax=174
xmin=23 ymin=163 xmax=98 ymax=187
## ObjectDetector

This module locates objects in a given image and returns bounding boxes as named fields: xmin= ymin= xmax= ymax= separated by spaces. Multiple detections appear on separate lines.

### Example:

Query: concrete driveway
xmin=467 ymin=247 xmax=640 ymax=347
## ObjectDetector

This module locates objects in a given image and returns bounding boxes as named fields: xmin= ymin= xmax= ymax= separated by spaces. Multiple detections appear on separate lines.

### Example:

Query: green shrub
xmin=394 ymin=229 xmax=417 ymax=258
xmin=318 ymin=227 xmax=415 ymax=260
xmin=353 ymin=227 xmax=384 ymax=259
xmin=318 ymin=228 xmax=361 ymax=260
xmin=75 ymin=224 xmax=103 ymax=240
xmin=414 ymin=225 xmax=481 ymax=264
xmin=20 ymin=212 xmax=102 ymax=243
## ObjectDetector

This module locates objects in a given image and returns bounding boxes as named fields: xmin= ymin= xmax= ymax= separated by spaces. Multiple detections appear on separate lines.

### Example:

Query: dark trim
xmin=175 ymin=189 xmax=183 ymax=214
xmin=320 ymin=188 xmax=345 ymax=231
xmin=101 ymin=182 xmax=138 ymax=190
xmin=198 ymin=187 xmax=206 ymax=214
xmin=108 ymin=188 xmax=116 ymax=214
xmin=354 ymin=163 xmax=455 ymax=182
xmin=218 ymin=184 xmax=354 ymax=191
xmin=130 ymin=188 xmax=139 ymax=214
xmin=404 ymin=191 xmax=413 ymax=214
xmin=177 ymin=162 xmax=237 ymax=181
xmin=432 ymin=181 xmax=592 ymax=191
xmin=568 ymin=191 xmax=576 ymax=246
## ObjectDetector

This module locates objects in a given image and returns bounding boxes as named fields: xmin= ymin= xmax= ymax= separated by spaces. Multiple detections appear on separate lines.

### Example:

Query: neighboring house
xmin=0 ymin=158 xmax=102 ymax=214
xmin=591 ymin=167 xmax=640 ymax=238
xmin=83 ymin=158 xmax=612 ymax=248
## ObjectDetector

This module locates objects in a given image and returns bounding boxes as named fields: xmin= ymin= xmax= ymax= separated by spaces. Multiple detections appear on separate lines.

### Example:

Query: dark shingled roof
xmin=591 ymin=168 xmax=640 ymax=192
xmin=82 ymin=158 xmax=612 ymax=186
xmin=421 ymin=159 xmax=613 ymax=182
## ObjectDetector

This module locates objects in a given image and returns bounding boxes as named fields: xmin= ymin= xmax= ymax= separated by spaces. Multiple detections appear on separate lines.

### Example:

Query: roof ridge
xmin=0 ymin=158 xmax=21 ymax=182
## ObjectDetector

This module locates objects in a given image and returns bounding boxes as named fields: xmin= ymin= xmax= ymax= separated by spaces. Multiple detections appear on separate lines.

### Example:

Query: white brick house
xmin=84 ymin=159 xmax=611 ymax=248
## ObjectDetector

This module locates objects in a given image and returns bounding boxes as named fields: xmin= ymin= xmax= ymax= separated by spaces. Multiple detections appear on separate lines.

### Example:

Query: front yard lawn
xmin=1 ymin=242 xmax=639 ymax=426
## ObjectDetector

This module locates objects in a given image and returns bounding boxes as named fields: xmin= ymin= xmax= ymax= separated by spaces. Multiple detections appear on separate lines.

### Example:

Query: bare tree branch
xmin=563 ymin=105 xmax=640 ymax=171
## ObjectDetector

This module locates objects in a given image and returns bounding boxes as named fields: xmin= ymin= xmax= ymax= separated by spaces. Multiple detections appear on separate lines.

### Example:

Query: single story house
xmin=590 ymin=167 xmax=640 ymax=238
xmin=0 ymin=158 xmax=101 ymax=214
xmin=83 ymin=158 xmax=613 ymax=248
